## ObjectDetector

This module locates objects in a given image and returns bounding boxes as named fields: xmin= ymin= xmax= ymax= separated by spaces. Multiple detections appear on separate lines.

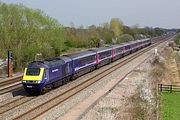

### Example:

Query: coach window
xmin=119 ymin=47 xmax=122 ymax=53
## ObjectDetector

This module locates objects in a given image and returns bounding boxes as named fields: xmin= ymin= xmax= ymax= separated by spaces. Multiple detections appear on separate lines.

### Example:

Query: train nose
xmin=22 ymin=82 xmax=44 ymax=93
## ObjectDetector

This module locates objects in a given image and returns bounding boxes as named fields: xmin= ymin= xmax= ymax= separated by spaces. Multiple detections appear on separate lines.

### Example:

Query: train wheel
xmin=96 ymin=64 xmax=100 ymax=69
xmin=90 ymin=66 xmax=95 ymax=71
xmin=66 ymin=77 xmax=70 ymax=83
xmin=62 ymin=79 xmax=66 ymax=85
xmin=72 ymin=74 xmax=78 ymax=80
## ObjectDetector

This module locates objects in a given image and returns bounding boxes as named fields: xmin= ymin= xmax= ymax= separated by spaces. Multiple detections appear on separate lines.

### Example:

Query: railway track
xmin=0 ymin=82 xmax=23 ymax=95
xmin=0 ymin=76 xmax=22 ymax=88
xmin=0 ymin=96 xmax=34 ymax=114
xmin=12 ymin=37 xmax=170 ymax=120
xmin=0 ymin=75 xmax=23 ymax=95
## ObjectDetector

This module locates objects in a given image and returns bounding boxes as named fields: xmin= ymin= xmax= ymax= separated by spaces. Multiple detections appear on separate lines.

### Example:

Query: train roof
xmin=121 ymin=38 xmax=150 ymax=45
xmin=29 ymin=57 xmax=65 ymax=68
xmin=137 ymin=38 xmax=150 ymax=42
xmin=110 ymin=44 xmax=124 ymax=48
xmin=43 ymin=59 xmax=64 ymax=67
xmin=59 ymin=56 xmax=72 ymax=63
xmin=44 ymin=57 xmax=65 ymax=67
xmin=28 ymin=55 xmax=74 ymax=68
xmin=28 ymin=61 xmax=48 ymax=68
xmin=89 ymin=47 xmax=112 ymax=53
xmin=66 ymin=50 xmax=96 ymax=60
xmin=121 ymin=42 xmax=132 ymax=46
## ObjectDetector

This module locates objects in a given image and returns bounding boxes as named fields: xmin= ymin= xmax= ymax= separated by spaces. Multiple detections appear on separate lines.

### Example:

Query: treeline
xmin=0 ymin=3 xmax=64 ymax=70
xmin=64 ymin=20 xmax=166 ymax=48
xmin=175 ymin=34 xmax=180 ymax=45
xmin=0 ymin=3 xmax=165 ymax=71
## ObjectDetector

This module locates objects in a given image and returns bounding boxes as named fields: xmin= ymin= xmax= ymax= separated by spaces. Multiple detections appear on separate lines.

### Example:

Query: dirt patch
xmin=81 ymin=56 xmax=158 ymax=120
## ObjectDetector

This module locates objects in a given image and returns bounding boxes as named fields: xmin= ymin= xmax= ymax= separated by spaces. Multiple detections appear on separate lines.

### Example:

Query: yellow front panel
xmin=23 ymin=68 xmax=44 ymax=81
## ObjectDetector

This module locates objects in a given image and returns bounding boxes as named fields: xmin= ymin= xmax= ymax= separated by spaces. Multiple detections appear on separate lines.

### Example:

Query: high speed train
xmin=22 ymin=38 xmax=151 ymax=94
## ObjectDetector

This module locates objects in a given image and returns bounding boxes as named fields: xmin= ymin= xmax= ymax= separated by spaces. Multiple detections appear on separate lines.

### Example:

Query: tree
xmin=154 ymin=27 xmax=165 ymax=36
xmin=174 ymin=34 xmax=180 ymax=45
xmin=88 ymin=25 xmax=100 ymax=47
xmin=117 ymin=34 xmax=134 ymax=43
xmin=123 ymin=26 xmax=133 ymax=36
xmin=110 ymin=18 xmax=123 ymax=40
xmin=100 ymin=22 xmax=112 ymax=44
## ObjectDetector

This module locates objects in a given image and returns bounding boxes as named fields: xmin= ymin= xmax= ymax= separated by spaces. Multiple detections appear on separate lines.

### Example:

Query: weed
xmin=98 ymin=107 xmax=117 ymax=113
xmin=151 ymin=67 xmax=164 ymax=78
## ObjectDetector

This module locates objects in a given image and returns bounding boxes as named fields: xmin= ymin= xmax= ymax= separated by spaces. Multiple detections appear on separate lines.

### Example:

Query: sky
xmin=1 ymin=0 xmax=180 ymax=29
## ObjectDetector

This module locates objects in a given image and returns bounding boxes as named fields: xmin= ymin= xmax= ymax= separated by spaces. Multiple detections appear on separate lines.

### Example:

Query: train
xmin=22 ymin=38 xmax=151 ymax=94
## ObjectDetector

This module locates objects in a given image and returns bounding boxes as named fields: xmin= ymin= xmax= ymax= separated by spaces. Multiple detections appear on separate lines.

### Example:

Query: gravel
xmin=0 ymin=93 xmax=23 ymax=105
xmin=80 ymin=57 xmax=154 ymax=120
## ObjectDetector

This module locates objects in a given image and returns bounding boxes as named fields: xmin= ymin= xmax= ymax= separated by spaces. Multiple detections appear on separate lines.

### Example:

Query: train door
xmin=44 ymin=68 xmax=49 ymax=82
xmin=62 ymin=65 xmax=66 ymax=78
xmin=66 ymin=62 xmax=71 ymax=75
xmin=95 ymin=52 xmax=99 ymax=64
xmin=111 ymin=48 xmax=114 ymax=61
xmin=122 ymin=47 xmax=125 ymax=54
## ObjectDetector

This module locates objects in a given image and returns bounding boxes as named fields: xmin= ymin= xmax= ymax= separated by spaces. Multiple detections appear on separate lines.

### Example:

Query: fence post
xmin=170 ymin=85 xmax=172 ymax=93
xmin=160 ymin=84 xmax=162 ymax=92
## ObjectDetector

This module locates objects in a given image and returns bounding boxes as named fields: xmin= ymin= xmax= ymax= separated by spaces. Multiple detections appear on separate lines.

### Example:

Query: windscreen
xmin=26 ymin=68 xmax=40 ymax=76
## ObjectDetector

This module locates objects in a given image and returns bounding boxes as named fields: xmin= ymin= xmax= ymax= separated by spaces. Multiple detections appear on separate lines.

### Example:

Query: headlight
xmin=34 ymin=80 xmax=41 ymax=83
xmin=22 ymin=81 xmax=26 ymax=83
xmin=36 ymin=81 xmax=41 ymax=83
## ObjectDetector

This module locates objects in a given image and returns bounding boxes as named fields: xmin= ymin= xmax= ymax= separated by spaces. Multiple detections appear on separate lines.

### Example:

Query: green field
xmin=160 ymin=92 xmax=180 ymax=120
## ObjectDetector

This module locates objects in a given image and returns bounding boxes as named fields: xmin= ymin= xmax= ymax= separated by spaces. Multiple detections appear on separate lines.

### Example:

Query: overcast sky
xmin=1 ymin=0 xmax=180 ymax=28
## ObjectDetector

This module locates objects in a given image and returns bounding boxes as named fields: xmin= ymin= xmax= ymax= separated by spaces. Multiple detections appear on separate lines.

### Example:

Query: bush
xmin=151 ymin=67 xmax=164 ymax=78
xmin=117 ymin=34 xmax=134 ymax=43
xmin=151 ymin=56 xmax=166 ymax=78
xmin=174 ymin=34 xmax=180 ymax=45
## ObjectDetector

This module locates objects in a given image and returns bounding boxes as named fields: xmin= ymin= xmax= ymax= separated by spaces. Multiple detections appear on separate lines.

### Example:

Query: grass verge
xmin=160 ymin=92 xmax=180 ymax=120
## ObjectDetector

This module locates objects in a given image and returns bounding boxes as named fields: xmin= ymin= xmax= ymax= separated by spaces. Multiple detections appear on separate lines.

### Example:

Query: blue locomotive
xmin=22 ymin=38 xmax=151 ymax=94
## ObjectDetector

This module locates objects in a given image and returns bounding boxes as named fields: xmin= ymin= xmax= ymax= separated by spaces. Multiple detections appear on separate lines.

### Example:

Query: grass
xmin=160 ymin=92 xmax=180 ymax=120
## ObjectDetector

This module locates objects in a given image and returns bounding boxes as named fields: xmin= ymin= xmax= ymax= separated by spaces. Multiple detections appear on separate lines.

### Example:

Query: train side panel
xmin=95 ymin=48 xmax=112 ymax=68
xmin=111 ymin=45 xmax=124 ymax=61
xmin=123 ymin=44 xmax=131 ymax=56
xmin=47 ymin=65 xmax=62 ymax=84
xmin=67 ymin=51 xmax=96 ymax=78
